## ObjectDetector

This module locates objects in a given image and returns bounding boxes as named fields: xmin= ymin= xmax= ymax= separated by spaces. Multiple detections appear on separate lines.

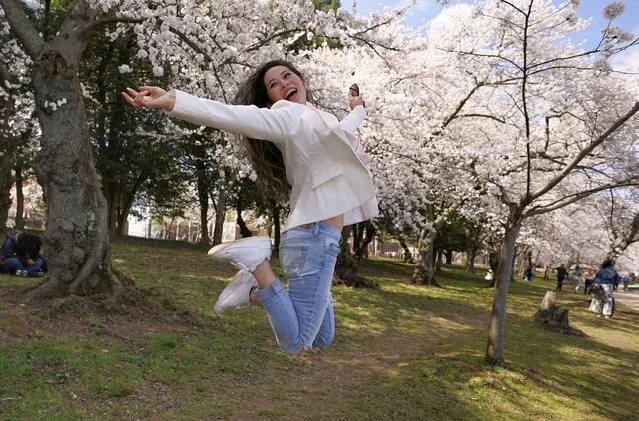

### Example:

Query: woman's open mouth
xmin=285 ymin=88 xmax=298 ymax=101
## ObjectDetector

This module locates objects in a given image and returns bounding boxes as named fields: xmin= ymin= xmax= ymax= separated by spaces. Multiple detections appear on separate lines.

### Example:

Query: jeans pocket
xmin=326 ymin=240 xmax=341 ymax=258
xmin=281 ymin=245 xmax=308 ymax=279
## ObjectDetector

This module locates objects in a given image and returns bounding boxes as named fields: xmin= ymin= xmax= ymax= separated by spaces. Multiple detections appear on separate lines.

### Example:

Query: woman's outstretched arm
xmin=122 ymin=86 xmax=302 ymax=144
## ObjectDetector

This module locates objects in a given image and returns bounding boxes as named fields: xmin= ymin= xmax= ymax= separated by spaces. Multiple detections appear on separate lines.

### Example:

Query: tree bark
xmin=0 ymin=154 xmax=12 ymax=231
xmin=212 ymin=187 xmax=227 ymax=245
xmin=196 ymin=160 xmax=209 ymax=247
xmin=236 ymin=210 xmax=252 ymax=238
xmin=354 ymin=221 xmax=375 ymax=260
xmin=334 ymin=226 xmax=377 ymax=288
xmin=534 ymin=291 xmax=569 ymax=329
xmin=352 ymin=222 xmax=364 ymax=258
xmin=435 ymin=248 xmax=443 ymax=273
xmin=485 ymin=219 xmax=521 ymax=366
xmin=29 ymin=28 xmax=122 ymax=297
xmin=359 ymin=223 xmax=375 ymax=260
xmin=103 ymin=182 xmax=120 ymax=237
xmin=114 ymin=178 xmax=143 ymax=237
xmin=412 ymin=228 xmax=440 ymax=286
xmin=466 ymin=250 xmax=476 ymax=273
xmin=14 ymin=164 xmax=24 ymax=229
xmin=0 ymin=62 xmax=18 ymax=232
xmin=115 ymin=206 xmax=130 ymax=237
xmin=398 ymin=236 xmax=415 ymax=264
xmin=270 ymin=200 xmax=281 ymax=255
xmin=445 ymin=249 xmax=453 ymax=265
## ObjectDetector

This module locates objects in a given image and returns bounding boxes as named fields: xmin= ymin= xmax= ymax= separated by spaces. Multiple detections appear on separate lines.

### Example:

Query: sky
xmin=341 ymin=0 xmax=639 ymax=71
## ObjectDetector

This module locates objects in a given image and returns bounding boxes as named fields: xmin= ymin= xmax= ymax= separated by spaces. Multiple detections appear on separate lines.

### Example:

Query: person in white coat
xmin=123 ymin=60 xmax=378 ymax=355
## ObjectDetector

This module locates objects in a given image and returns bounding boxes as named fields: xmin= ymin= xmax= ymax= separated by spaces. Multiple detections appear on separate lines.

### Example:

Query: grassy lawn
xmin=1 ymin=236 xmax=637 ymax=420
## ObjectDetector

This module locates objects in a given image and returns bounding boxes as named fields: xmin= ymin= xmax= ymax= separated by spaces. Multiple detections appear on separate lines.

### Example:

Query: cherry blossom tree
xmin=426 ymin=0 xmax=639 ymax=365
xmin=0 ymin=0 xmax=409 ymax=298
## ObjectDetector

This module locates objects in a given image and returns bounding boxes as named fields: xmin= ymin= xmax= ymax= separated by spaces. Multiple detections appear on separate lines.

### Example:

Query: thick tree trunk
xmin=359 ymin=223 xmax=375 ymax=260
xmin=398 ymin=236 xmax=415 ymax=264
xmin=29 ymin=40 xmax=121 ymax=298
xmin=485 ymin=220 xmax=521 ymax=366
xmin=14 ymin=164 xmax=24 ymax=229
xmin=270 ymin=200 xmax=281 ymax=255
xmin=354 ymin=221 xmax=375 ymax=260
xmin=114 ymin=180 xmax=142 ymax=237
xmin=103 ymin=182 xmax=120 ymax=237
xmin=412 ymin=228 xmax=440 ymax=286
xmin=334 ymin=226 xmax=377 ymax=288
xmin=212 ymin=187 xmax=227 ymax=246
xmin=435 ymin=248 xmax=443 ymax=273
xmin=236 ymin=210 xmax=252 ymax=238
xmin=196 ymin=161 xmax=209 ymax=247
xmin=466 ymin=250 xmax=477 ymax=273
xmin=115 ymin=208 xmax=130 ymax=237
xmin=352 ymin=222 xmax=364 ymax=257
xmin=534 ymin=291 xmax=569 ymax=329
xmin=445 ymin=249 xmax=453 ymax=265
xmin=0 ymin=153 xmax=13 ymax=231
xmin=0 ymin=63 xmax=17 ymax=232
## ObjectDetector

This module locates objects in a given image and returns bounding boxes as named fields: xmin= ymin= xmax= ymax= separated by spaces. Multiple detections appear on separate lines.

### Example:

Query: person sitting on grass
xmin=0 ymin=230 xmax=47 ymax=277
xmin=524 ymin=267 xmax=533 ymax=282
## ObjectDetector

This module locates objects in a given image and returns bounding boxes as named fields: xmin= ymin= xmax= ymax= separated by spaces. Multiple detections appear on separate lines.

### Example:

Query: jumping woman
xmin=123 ymin=60 xmax=378 ymax=355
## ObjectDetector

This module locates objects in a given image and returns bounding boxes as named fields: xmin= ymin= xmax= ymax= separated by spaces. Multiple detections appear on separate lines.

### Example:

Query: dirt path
xmin=615 ymin=287 xmax=639 ymax=312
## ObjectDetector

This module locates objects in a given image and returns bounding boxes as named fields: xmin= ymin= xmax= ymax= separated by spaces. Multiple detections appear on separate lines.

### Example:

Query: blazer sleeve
xmin=168 ymin=90 xmax=303 ymax=145
xmin=339 ymin=105 xmax=366 ymax=134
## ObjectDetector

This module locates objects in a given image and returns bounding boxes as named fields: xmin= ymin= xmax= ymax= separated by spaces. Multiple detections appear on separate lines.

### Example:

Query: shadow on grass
xmin=331 ymin=258 xmax=639 ymax=420
xmin=1 ymin=241 xmax=636 ymax=420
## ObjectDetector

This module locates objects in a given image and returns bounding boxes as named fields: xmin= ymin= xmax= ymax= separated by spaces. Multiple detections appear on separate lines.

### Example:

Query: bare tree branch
xmin=245 ymin=29 xmax=301 ymax=52
xmin=521 ymin=1 xmax=533 ymax=200
xmin=353 ymin=4 xmax=412 ymax=36
xmin=525 ymin=179 xmax=639 ymax=217
xmin=452 ymin=113 xmax=506 ymax=124
xmin=498 ymin=0 xmax=526 ymax=15
xmin=445 ymin=49 xmax=524 ymax=72
xmin=529 ymin=101 xmax=639 ymax=202
xmin=528 ymin=37 xmax=639 ymax=71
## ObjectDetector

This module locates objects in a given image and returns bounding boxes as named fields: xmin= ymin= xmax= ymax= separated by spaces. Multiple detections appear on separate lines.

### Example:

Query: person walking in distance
xmin=589 ymin=259 xmax=619 ymax=319
xmin=123 ymin=61 xmax=377 ymax=355
xmin=555 ymin=263 xmax=567 ymax=290
xmin=572 ymin=265 xmax=583 ymax=293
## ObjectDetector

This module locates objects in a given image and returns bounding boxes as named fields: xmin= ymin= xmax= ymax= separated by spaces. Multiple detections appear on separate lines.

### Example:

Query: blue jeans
xmin=2 ymin=257 xmax=45 ymax=276
xmin=256 ymin=222 xmax=341 ymax=355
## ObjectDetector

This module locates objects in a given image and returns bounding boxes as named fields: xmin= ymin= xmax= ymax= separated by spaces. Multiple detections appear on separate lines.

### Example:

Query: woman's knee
xmin=1 ymin=257 xmax=23 ymax=273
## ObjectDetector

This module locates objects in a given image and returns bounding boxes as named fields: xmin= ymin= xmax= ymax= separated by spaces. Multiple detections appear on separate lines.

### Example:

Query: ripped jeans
xmin=256 ymin=221 xmax=340 ymax=355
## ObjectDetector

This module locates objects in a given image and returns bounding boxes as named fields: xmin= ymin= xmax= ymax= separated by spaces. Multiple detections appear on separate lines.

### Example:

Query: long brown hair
xmin=233 ymin=60 xmax=313 ymax=201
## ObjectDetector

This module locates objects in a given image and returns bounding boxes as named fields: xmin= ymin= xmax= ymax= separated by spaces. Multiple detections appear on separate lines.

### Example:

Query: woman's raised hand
xmin=348 ymin=84 xmax=365 ymax=110
xmin=122 ymin=86 xmax=176 ymax=112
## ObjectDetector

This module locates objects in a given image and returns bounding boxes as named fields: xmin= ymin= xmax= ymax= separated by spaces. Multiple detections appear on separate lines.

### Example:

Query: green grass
xmin=0 ymin=236 xmax=637 ymax=420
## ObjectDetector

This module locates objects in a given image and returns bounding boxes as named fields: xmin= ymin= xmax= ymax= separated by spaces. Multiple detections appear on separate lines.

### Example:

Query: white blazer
xmin=169 ymin=90 xmax=379 ymax=232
